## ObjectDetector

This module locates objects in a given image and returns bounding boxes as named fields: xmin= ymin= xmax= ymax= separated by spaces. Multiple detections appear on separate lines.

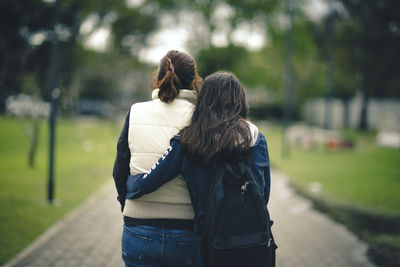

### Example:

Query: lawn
xmin=260 ymin=123 xmax=400 ymax=266
xmin=0 ymin=116 xmax=121 ymax=265
xmin=261 ymin=124 xmax=400 ymax=216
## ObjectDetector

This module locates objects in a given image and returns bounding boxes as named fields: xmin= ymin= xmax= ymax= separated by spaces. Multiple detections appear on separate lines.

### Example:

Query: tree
xmin=332 ymin=19 xmax=358 ymax=128
xmin=0 ymin=0 xmax=52 ymax=111
xmin=0 ymin=0 xmax=158 ymax=112
xmin=5 ymin=92 xmax=49 ymax=168
xmin=336 ymin=0 xmax=400 ymax=130
xmin=0 ymin=0 xmax=159 ymax=168
xmin=196 ymin=45 xmax=249 ymax=77
xmin=313 ymin=10 xmax=358 ymax=129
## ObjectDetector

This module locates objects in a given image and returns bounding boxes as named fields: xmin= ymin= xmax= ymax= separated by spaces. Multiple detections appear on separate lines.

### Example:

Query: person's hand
xmin=117 ymin=196 xmax=125 ymax=213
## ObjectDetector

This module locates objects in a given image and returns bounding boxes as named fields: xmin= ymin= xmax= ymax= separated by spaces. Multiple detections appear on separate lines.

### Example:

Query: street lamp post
xmin=48 ymin=0 xmax=60 ymax=204
xmin=282 ymin=0 xmax=295 ymax=159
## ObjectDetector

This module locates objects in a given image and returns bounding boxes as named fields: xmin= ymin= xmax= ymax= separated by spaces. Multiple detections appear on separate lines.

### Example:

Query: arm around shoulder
xmin=126 ymin=137 xmax=185 ymax=199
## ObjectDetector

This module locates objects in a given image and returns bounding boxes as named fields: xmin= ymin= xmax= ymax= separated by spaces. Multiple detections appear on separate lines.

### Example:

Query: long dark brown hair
xmin=152 ymin=50 xmax=202 ymax=103
xmin=181 ymin=72 xmax=252 ymax=162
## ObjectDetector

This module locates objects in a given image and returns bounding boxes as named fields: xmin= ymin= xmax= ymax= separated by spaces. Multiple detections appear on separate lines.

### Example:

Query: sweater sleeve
xmin=112 ymin=110 xmax=131 ymax=211
xmin=126 ymin=138 xmax=185 ymax=199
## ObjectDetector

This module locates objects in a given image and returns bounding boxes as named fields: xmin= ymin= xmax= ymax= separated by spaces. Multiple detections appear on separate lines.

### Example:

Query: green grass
xmin=0 ymin=116 xmax=121 ymax=265
xmin=259 ymin=123 xmax=400 ymax=266
xmin=260 ymin=124 xmax=400 ymax=216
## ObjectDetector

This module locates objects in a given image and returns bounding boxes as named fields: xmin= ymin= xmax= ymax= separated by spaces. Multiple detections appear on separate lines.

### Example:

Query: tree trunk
xmin=28 ymin=118 xmax=40 ymax=168
xmin=324 ymin=11 xmax=335 ymax=129
xmin=282 ymin=0 xmax=294 ymax=159
xmin=342 ymin=98 xmax=350 ymax=129
xmin=358 ymin=74 xmax=368 ymax=131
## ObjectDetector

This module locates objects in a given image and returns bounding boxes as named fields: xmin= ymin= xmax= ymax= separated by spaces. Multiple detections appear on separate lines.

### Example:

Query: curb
xmin=2 ymin=181 xmax=115 ymax=267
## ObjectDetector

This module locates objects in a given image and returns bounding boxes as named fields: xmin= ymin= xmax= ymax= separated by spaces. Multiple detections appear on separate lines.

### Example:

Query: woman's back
xmin=113 ymin=50 xmax=202 ymax=218
xmin=114 ymin=50 xmax=204 ymax=267
xmin=123 ymin=89 xmax=196 ymax=218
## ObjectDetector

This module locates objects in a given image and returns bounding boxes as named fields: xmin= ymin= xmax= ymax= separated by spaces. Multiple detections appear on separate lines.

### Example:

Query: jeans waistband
xmin=124 ymin=224 xmax=197 ymax=238
xmin=124 ymin=216 xmax=194 ymax=230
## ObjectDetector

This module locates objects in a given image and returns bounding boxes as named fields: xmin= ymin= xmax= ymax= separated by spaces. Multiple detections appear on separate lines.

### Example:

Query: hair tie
xmin=166 ymin=57 xmax=175 ymax=74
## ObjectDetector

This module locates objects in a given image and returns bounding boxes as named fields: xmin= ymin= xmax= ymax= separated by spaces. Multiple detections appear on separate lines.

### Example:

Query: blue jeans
xmin=122 ymin=224 xmax=200 ymax=267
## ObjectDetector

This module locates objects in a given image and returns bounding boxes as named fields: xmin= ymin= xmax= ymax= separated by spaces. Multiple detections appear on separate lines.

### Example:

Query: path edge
xmin=2 ymin=181 xmax=116 ymax=267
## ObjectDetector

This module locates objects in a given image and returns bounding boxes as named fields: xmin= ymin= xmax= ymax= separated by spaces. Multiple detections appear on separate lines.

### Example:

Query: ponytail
xmin=154 ymin=50 xmax=200 ymax=103
xmin=157 ymin=68 xmax=181 ymax=103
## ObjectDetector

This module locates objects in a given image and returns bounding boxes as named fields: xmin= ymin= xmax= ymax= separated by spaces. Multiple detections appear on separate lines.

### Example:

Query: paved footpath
xmin=3 ymin=170 xmax=375 ymax=267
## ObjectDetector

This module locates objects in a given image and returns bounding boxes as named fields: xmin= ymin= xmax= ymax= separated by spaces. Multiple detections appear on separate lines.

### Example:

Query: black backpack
xmin=204 ymin=153 xmax=277 ymax=267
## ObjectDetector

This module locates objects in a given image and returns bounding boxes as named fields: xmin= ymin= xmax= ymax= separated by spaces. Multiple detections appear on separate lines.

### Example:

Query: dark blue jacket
xmin=113 ymin=111 xmax=131 ymax=211
xmin=125 ymin=133 xmax=271 ymax=233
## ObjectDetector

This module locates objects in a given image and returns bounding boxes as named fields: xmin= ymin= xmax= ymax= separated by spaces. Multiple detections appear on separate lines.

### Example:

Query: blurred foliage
xmin=226 ymin=0 xmax=280 ymax=19
xmin=196 ymin=45 xmax=249 ymax=77
xmin=336 ymin=0 xmax=400 ymax=99
xmin=0 ymin=0 xmax=156 ymax=112
xmin=196 ymin=17 xmax=326 ymax=115
xmin=0 ymin=0 xmax=399 ymax=120
xmin=79 ymin=75 xmax=114 ymax=100
xmin=331 ymin=0 xmax=400 ymax=129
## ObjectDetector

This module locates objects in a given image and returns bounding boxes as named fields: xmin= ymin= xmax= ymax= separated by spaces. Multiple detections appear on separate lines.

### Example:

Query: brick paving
xmin=3 ymin=184 xmax=124 ymax=267
xmin=3 ymin=170 xmax=375 ymax=267
xmin=269 ymin=170 xmax=375 ymax=267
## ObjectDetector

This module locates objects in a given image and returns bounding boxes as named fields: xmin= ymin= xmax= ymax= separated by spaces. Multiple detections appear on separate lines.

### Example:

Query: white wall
xmin=302 ymin=94 xmax=400 ymax=131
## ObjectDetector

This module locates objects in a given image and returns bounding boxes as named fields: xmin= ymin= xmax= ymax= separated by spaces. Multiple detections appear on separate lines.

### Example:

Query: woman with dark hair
xmin=113 ymin=50 xmax=202 ymax=267
xmin=125 ymin=72 xmax=273 ymax=267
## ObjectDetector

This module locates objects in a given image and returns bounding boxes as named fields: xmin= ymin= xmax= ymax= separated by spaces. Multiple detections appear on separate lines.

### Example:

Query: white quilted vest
xmin=123 ymin=89 xmax=196 ymax=219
